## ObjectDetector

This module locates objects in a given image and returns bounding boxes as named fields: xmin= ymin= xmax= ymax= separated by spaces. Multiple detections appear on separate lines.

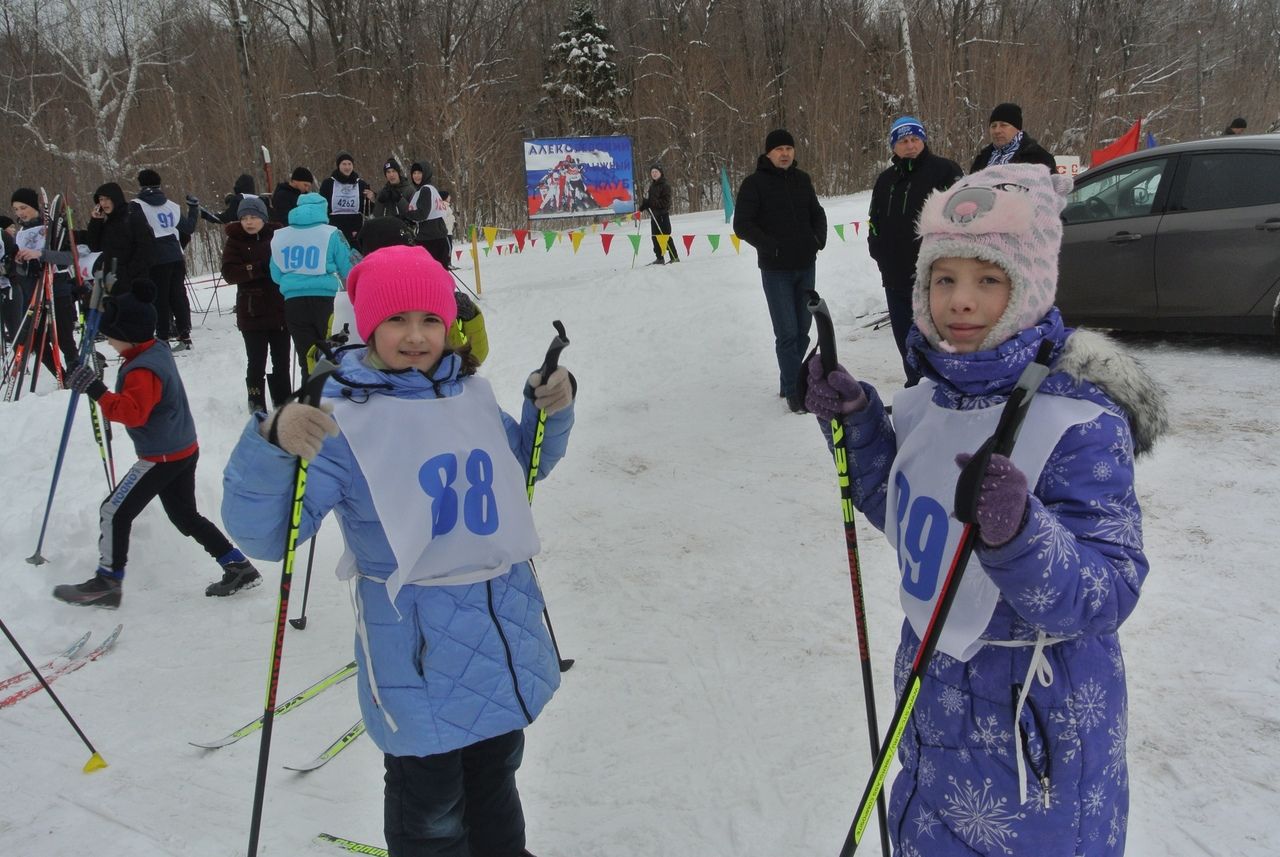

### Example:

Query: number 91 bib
xmin=886 ymin=380 xmax=1104 ymax=661
xmin=330 ymin=376 xmax=540 ymax=606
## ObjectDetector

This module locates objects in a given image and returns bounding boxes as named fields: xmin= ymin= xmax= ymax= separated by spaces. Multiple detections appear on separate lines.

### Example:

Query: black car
xmin=1059 ymin=134 xmax=1280 ymax=335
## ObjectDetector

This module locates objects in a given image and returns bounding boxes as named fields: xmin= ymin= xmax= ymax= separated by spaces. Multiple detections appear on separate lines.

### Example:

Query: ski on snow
xmin=315 ymin=832 xmax=387 ymax=856
xmin=0 ymin=630 xmax=92 ymax=693
xmin=284 ymin=718 xmax=366 ymax=772
xmin=190 ymin=661 xmax=358 ymax=750
xmin=0 ymin=625 xmax=123 ymax=709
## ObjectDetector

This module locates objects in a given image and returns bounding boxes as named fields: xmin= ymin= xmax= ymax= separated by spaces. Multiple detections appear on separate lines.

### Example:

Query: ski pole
xmin=807 ymin=292 xmax=891 ymax=857
xmin=27 ymin=269 xmax=110 ymax=565
xmin=289 ymin=534 xmax=320 ymax=631
xmin=526 ymin=321 xmax=574 ymax=672
xmin=837 ymin=340 xmax=1054 ymax=857
xmin=246 ymin=360 xmax=336 ymax=857
xmin=448 ymin=265 xmax=481 ymax=303
xmin=66 ymin=206 xmax=115 ymax=493
xmin=0 ymin=616 xmax=107 ymax=773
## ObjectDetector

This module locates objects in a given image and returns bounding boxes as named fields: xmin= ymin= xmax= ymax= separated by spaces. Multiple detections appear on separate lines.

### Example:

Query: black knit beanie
xmin=11 ymin=187 xmax=39 ymax=209
xmin=138 ymin=169 xmax=162 ymax=187
xmin=336 ymin=152 xmax=355 ymax=168
xmin=100 ymin=279 xmax=158 ymax=343
xmin=291 ymin=166 xmax=314 ymax=183
xmin=384 ymin=158 xmax=402 ymax=175
xmin=764 ymin=129 xmax=795 ymax=152
xmin=988 ymin=103 xmax=1023 ymax=129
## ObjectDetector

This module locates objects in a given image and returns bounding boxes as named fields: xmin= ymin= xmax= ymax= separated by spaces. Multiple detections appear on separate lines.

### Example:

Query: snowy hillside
xmin=1 ymin=193 xmax=1277 ymax=856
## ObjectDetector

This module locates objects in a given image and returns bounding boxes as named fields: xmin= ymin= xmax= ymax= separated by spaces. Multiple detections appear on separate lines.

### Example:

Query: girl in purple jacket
xmin=806 ymin=163 xmax=1167 ymax=856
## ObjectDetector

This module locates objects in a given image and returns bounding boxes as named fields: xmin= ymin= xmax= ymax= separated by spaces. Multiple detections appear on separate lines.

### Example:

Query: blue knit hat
xmin=890 ymin=116 xmax=927 ymax=148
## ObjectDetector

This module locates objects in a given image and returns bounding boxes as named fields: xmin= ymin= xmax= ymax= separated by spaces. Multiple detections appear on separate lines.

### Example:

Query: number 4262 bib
xmin=886 ymin=380 xmax=1104 ymax=661
xmin=330 ymin=376 xmax=540 ymax=606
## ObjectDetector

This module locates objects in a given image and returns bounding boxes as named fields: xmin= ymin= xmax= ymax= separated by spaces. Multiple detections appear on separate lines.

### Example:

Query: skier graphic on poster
xmin=524 ymin=136 xmax=636 ymax=221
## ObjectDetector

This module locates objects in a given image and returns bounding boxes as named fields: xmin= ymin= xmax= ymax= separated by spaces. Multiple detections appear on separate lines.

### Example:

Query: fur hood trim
xmin=1058 ymin=329 xmax=1169 ymax=457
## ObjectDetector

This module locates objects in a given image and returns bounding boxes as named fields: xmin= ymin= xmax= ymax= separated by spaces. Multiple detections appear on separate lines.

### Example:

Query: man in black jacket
xmin=970 ymin=103 xmax=1056 ymax=173
xmin=637 ymin=164 xmax=678 ymax=265
xmin=375 ymin=158 xmax=412 ymax=220
xmin=87 ymin=182 xmax=154 ymax=293
xmin=733 ymin=129 xmax=828 ymax=413
xmin=271 ymin=167 xmax=313 ymax=224
xmin=867 ymin=117 xmax=963 ymax=386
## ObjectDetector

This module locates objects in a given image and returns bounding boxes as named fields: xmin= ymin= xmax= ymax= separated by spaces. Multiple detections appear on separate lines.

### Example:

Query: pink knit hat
xmin=913 ymin=163 xmax=1073 ymax=351
xmin=347 ymin=245 xmax=457 ymax=342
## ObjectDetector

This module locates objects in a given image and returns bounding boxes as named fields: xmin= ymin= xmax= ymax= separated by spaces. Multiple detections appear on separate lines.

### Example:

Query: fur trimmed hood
xmin=1057 ymin=328 xmax=1169 ymax=457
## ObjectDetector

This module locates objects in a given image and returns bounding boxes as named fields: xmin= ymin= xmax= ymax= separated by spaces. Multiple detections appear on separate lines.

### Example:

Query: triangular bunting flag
xmin=852 ymin=221 xmax=860 ymax=235
xmin=455 ymin=250 xmax=462 ymax=261
xmin=707 ymin=234 xmax=721 ymax=252
xmin=656 ymin=234 xmax=671 ymax=255
xmin=483 ymin=226 xmax=498 ymax=248
xmin=601 ymin=233 xmax=614 ymax=255
xmin=681 ymin=235 xmax=695 ymax=254
xmin=513 ymin=229 xmax=528 ymax=252
xmin=627 ymin=234 xmax=642 ymax=255
xmin=542 ymin=231 xmax=556 ymax=251
xmin=483 ymin=246 xmax=491 ymax=256
xmin=569 ymin=230 xmax=584 ymax=253
xmin=730 ymin=235 xmax=741 ymax=253
xmin=834 ymin=224 xmax=845 ymax=242
xmin=590 ymin=223 xmax=598 ymax=233
xmin=601 ymin=220 xmax=610 ymax=231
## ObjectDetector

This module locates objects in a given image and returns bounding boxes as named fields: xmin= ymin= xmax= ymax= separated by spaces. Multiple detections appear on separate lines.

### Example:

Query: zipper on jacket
xmin=1013 ymin=684 xmax=1052 ymax=808
xmin=487 ymin=580 xmax=533 ymax=723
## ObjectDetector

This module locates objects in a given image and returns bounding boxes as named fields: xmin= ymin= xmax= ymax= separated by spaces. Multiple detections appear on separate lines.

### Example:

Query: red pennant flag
xmin=601 ymin=233 xmax=614 ymax=255
xmin=455 ymin=250 xmax=462 ymax=261
xmin=852 ymin=221 xmax=860 ymax=235
xmin=681 ymin=234 xmax=695 ymax=254
xmin=1091 ymin=119 xmax=1142 ymax=168
xmin=513 ymin=229 xmax=528 ymax=252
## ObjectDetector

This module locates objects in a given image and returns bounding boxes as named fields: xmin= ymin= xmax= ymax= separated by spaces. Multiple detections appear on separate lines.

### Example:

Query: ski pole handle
xmin=807 ymin=290 xmax=838 ymax=375
xmin=538 ymin=320 xmax=569 ymax=379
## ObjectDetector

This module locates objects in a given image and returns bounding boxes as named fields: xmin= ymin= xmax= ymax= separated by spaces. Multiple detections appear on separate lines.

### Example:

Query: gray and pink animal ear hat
xmin=912 ymin=163 xmax=1074 ymax=352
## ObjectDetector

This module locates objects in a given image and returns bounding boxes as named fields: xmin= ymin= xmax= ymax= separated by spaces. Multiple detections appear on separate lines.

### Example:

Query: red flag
xmin=455 ymin=250 xmax=462 ymax=261
xmin=1091 ymin=119 xmax=1142 ymax=168
xmin=852 ymin=221 xmax=860 ymax=235
xmin=681 ymin=234 xmax=695 ymax=254
xmin=513 ymin=229 xmax=528 ymax=252
xmin=601 ymin=233 xmax=614 ymax=255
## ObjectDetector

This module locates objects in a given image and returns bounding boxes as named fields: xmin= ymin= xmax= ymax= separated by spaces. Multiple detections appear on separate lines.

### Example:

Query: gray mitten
xmin=260 ymin=403 xmax=339 ymax=460
xmin=527 ymin=367 xmax=574 ymax=415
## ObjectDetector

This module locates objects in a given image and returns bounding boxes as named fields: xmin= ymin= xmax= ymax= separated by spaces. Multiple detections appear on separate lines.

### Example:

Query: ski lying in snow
xmin=860 ymin=311 xmax=892 ymax=329
xmin=0 ymin=624 xmax=122 ymax=709
xmin=0 ymin=630 xmax=92 ymax=692
xmin=315 ymin=832 xmax=387 ymax=856
xmin=284 ymin=718 xmax=366 ymax=772
xmin=190 ymin=661 xmax=358 ymax=750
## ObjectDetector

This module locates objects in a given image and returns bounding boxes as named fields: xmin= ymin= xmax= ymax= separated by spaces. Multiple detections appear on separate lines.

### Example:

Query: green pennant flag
xmin=483 ymin=246 xmax=491 ymax=256
xmin=834 ymin=223 xmax=846 ymax=242
xmin=542 ymin=231 xmax=556 ymax=251
xmin=707 ymin=234 xmax=721 ymax=252
xmin=627 ymin=233 xmax=642 ymax=255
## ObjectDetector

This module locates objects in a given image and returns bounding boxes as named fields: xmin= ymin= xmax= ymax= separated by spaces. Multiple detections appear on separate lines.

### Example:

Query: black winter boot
xmin=206 ymin=559 xmax=262 ymax=597
xmin=53 ymin=572 xmax=122 ymax=609
xmin=267 ymin=372 xmax=292 ymax=408
xmin=246 ymin=377 xmax=267 ymax=414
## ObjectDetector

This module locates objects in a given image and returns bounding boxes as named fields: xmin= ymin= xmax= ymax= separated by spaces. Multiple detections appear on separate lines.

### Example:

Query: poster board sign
xmin=1055 ymin=155 xmax=1083 ymax=178
xmin=524 ymin=136 xmax=636 ymax=220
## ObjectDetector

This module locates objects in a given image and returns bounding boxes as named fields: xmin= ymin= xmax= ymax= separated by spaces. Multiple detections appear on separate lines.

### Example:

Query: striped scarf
xmin=987 ymin=130 xmax=1025 ymax=166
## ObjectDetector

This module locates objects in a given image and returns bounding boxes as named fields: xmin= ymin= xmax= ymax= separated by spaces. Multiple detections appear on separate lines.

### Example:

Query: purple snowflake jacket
xmin=830 ymin=310 xmax=1167 ymax=857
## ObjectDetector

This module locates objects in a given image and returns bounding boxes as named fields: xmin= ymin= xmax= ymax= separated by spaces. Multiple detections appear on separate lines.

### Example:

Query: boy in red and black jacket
xmin=55 ymin=279 xmax=260 ymax=608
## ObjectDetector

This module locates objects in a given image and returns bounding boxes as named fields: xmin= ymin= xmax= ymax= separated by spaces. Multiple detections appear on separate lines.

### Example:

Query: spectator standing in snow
xmin=638 ymin=164 xmax=679 ymax=265
xmin=970 ymin=102 xmax=1057 ymax=173
xmin=1223 ymin=116 xmax=1248 ymax=135
xmin=218 ymin=173 xmax=270 ymax=224
xmin=375 ymin=158 xmax=412 ymax=221
xmin=867 ymin=116 xmax=964 ymax=386
xmin=272 ymin=167 xmax=314 ymax=224
xmin=86 ymin=181 xmax=154 ymax=291
xmin=804 ymin=163 xmax=1165 ymax=857
xmin=732 ymin=128 xmax=828 ymax=413
xmin=406 ymin=161 xmax=452 ymax=269
xmin=319 ymin=153 xmax=374 ymax=243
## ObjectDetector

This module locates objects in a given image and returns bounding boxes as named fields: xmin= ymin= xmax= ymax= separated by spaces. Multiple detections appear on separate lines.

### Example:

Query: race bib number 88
xmin=419 ymin=449 xmax=500 ymax=537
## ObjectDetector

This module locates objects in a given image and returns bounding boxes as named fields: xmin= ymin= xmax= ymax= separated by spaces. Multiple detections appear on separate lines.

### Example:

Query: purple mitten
xmin=955 ymin=452 xmax=1029 ymax=547
xmin=805 ymin=357 xmax=868 ymax=421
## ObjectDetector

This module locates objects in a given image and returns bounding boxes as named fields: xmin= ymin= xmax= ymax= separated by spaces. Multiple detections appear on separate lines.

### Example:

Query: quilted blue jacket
xmin=825 ymin=310 xmax=1166 ymax=857
xmin=222 ymin=348 xmax=573 ymax=757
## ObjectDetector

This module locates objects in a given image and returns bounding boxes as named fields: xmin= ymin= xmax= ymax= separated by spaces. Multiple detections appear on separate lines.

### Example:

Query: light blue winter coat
xmin=826 ymin=310 xmax=1167 ymax=857
xmin=268 ymin=192 xmax=354 ymax=300
xmin=222 ymin=348 xmax=573 ymax=757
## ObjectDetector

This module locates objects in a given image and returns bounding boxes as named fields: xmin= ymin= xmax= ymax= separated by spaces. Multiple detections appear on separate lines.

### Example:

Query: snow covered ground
xmin=2 ymin=192 xmax=1277 ymax=856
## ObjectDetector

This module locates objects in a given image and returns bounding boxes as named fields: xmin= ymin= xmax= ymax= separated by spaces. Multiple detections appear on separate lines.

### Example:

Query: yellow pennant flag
xmin=656 ymin=234 xmax=671 ymax=255
xmin=483 ymin=226 xmax=498 ymax=248
xmin=730 ymin=234 xmax=741 ymax=254
xmin=569 ymin=230 xmax=584 ymax=253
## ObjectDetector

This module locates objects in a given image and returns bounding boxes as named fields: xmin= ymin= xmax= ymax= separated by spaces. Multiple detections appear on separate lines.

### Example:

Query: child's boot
xmin=207 ymin=549 xmax=262 ymax=597
xmin=53 ymin=569 xmax=122 ymax=609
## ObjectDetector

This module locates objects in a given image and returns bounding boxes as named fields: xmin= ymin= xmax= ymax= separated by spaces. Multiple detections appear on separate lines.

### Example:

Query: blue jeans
xmin=760 ymin=267 xmax=815 ymax=397
xmin=384 ymin=729 xmax=526 ymax=857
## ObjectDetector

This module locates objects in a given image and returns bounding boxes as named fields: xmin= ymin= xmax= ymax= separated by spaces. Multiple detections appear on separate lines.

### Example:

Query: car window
xmin=1175 ymin=152 xmax=1280 ymax=212
xmin=1062 ymin=158 xmax=1169 ymax=224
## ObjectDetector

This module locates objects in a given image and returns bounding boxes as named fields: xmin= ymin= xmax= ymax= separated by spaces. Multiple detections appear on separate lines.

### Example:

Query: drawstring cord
xmin=985 ymin=631 xmax=1067 ymax=806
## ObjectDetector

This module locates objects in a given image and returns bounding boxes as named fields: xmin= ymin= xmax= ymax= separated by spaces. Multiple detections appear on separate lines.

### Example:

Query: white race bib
xmin=15 ymin=226 xmax=46 ymax=252
xmin=77 ymin=249 xmax=101 ymax=283
xmin=409 ymin=185 xmax=445 ymax=221
xmin=271 ymin=225 xmax=337 ymax=276
xmin=330 ymin=182 xmax=360 ymax=214
xmin=886 ymin=380 xmax=1105 ymax=660
xmin=136 ymin=199 xmax=181 ymax=239
xmin=330 ymin=376 xmax=540 ymax=606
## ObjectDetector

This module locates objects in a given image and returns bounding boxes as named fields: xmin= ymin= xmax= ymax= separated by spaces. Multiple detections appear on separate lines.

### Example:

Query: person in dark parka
xmin=867 ymin=116 xmax=964 ymax=386
xmin=970 ymin=102 xmax=1057 ymax=173
xmin=638 ymin=164 xmax=679 ymax=265
xmin=271 ymin=167 xmax=314 ymax=225
xmin=86 ymin=182 xmax=155 ymax=292
xmin=732 ymin=128 xmax=828 ymax=413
